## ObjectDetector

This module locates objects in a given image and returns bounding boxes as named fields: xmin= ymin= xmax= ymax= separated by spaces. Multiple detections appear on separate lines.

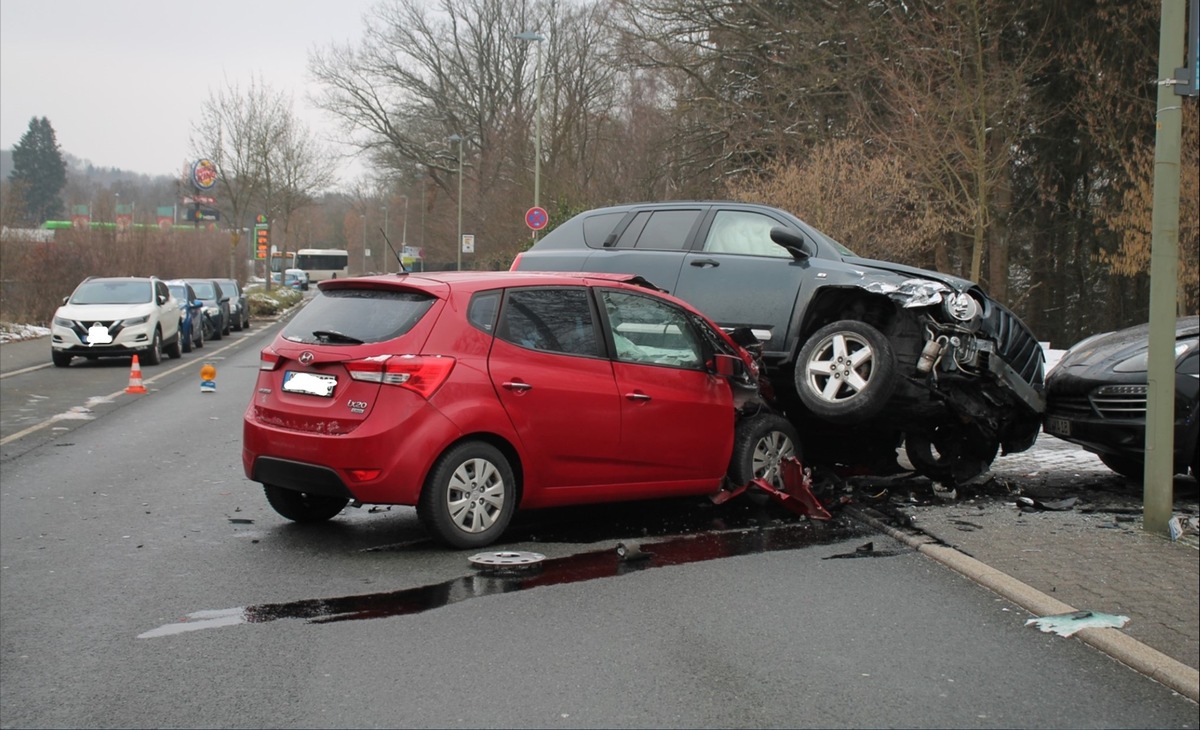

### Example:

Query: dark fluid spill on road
xmin=243 ymin=519 xmax=869 ymax=627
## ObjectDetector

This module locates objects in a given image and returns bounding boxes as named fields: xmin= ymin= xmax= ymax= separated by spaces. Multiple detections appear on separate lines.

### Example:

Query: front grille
xmin=982 ymin=299 xmax=1044 ymax=386
xmin=1092 ymin=384 xmax=1147 ymax=419
xmin=1048 ymin=395 xmax=1094 ymax=417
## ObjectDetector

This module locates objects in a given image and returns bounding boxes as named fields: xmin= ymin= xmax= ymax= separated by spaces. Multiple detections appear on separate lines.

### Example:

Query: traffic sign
xmin=462 ymin=234 xmax=475 ymax=254
xmin=525 ymin=206 xmax=548 ymax=231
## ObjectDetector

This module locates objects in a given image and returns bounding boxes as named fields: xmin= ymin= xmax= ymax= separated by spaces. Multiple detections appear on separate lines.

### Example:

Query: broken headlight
xmin=943 ymin=292 xmax=982 ymax=329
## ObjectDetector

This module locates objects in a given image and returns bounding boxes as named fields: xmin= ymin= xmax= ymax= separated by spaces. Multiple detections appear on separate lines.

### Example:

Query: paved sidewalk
xmin=874 ymin=438 xmax=1198 ymax=697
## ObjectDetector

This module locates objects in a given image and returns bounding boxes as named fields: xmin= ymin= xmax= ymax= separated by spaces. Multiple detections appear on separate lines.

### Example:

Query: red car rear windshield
xmin=282 ymin=289 xmax=436 ymax=344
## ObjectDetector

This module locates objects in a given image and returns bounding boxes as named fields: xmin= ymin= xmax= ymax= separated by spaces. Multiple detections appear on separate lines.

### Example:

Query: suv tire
xmin=142 ymin=329 xmax=163 ymax=366
xmin=418 ymin=441 xmax=515 ymax=549
xmin=165 ymin=328 xmax=182 ymax=359
xmin=264 ymin=485 xmax=348 ymax=522
xmin=905 ymin=426 xmax=999 ymax=484
xmin=794 ymin=319 xmax=897 ymax=424
xmin=1098 ymin=453 xmax=1144 ymax=480
xmin=52 ymin=351 xmax=72 ymax=368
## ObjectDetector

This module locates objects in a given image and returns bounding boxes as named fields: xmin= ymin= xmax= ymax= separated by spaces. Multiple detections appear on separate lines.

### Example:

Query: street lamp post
xmin=382 ymin=204 xmax=389 ymax=274
xmin=449 ymin=134 xmax=464 ymax=271
xmin=397 ymin=194 xmax=409 ymax=270
xmin=361 ymin=213 xmax=367 ymax=274
xmin=515 ymin=31 xmax=545 ymax=215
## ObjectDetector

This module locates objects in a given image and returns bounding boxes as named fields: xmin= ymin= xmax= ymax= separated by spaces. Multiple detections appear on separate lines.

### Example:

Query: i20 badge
xmin=347 ymin=399 xmax=368 ymax=414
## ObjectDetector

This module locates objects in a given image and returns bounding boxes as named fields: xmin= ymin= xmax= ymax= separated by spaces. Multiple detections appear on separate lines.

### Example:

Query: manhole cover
xmin=468 ymin=551 xmax=546 ymax=572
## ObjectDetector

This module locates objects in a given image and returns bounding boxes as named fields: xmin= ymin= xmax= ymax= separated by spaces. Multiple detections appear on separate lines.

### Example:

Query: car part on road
xmin=1026 ymin=610 xmax=1130 ymax=637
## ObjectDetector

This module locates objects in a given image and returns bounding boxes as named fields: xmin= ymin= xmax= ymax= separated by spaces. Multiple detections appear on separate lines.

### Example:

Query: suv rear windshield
xmin=281 ymin=289 xmax=436 ymax=344
xmin=70 ymin=280 xmax=153 ymax=305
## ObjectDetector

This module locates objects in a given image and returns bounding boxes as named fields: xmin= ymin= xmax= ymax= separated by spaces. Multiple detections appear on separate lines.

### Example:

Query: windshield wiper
xmin=311 ymin=329 xmax=364 ymax=344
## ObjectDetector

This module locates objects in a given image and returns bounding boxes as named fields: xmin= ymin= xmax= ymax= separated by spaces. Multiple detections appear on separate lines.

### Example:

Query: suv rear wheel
xmin=418 ymin=441 xmax=516 ymax=549
xmin=165 ymin=328 xmax=182 ymax=359
xmin=264 ymin=485 xmax=348 ymax=522
xmin=794 ymin=320 xmax=897 ymax=424
xmin=905 ymin=426 xmax=999 ymax=484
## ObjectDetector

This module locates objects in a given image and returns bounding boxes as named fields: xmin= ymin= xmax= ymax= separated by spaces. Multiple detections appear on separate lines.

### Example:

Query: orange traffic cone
xmin=125 ymin=354 xmax=148 ymax=394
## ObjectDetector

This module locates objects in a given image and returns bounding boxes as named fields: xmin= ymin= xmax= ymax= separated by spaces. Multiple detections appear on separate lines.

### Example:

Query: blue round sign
xmin=525 ymin=206 xmax=548 ymax=231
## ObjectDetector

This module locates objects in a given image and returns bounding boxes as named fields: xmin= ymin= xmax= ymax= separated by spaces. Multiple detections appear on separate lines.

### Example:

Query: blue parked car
xmin=166 ymin=280 xmax=204 ymax=353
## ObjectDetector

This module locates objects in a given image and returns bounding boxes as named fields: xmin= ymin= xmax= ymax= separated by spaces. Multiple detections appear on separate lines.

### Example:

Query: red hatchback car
xmin=243 ymin=271 xmax=799 ymax=548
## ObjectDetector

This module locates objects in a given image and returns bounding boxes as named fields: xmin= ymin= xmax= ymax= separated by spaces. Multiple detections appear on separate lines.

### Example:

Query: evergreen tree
xmin=9 ymin=117 xmax=67 ymax=224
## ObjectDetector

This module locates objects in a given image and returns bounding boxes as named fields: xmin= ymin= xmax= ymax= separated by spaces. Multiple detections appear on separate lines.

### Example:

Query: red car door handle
xmin=502 ymin=381 xmax=533 ymax=392
xmin=625 ymin=392 xmax=652 ymax=401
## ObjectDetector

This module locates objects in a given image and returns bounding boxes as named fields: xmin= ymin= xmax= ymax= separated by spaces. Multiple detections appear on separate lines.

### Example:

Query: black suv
xmin=512 ymin=201 xmax=1045 ymax=483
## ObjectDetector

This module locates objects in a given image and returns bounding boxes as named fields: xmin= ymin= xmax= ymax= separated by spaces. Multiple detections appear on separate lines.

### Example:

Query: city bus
xmin=295 ymin=248 xmax=350 ymax=282
xmin=270 ymin=250 xmax=296 ymax=275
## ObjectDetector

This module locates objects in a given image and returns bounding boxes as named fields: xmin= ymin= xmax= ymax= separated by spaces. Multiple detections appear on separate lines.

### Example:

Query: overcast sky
xmin=0 ymin=0 xmax=381 ymax=184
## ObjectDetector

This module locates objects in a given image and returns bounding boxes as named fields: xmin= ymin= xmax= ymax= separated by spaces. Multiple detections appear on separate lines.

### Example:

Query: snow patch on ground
xmin=0 ymin=324 xmax=50 ymax=344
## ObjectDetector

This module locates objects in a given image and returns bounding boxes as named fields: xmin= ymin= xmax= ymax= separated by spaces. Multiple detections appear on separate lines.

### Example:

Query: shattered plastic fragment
xmin=862 ymin=277 xmax=949 ymax=308
xmin=749 ymin=456 xmax=833 ymax=520
xmin=1025 ymin=610 xmax=1130 ymax=637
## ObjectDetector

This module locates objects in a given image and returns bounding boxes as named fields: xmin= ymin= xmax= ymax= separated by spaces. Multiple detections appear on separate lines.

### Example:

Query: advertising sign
xmin=190 ymin=158 xmax=218 ymax=192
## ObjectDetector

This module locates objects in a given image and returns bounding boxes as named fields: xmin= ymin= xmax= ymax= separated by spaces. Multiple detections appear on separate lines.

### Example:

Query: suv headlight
xmin=943 ymin=292 xmax=981 ymax=323
xmin=122 ymin=315 xmax=150 ymax=326
xmin=53 ymin=316 xmax=73 ymax=328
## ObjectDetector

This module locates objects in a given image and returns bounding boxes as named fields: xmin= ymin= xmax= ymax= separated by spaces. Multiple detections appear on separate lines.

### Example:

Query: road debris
xmin=1026 ymin=610 xmax=1130 ymax=637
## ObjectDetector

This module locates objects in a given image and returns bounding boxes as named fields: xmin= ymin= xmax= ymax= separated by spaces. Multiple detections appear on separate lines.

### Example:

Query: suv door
xmin=673 ymin=207 xmax=813 ymax=358
xmin=154 ymin=280 xmax=180 ymax=340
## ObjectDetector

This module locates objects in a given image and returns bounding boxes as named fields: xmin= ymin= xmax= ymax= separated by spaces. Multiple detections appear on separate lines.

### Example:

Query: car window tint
xmin=600 ymin=289 xmax=704 ymax=369
xmin=70 ymin=280 xmax=153 ymax=305
xmin=281 ymin=289 xmax=436 ymax=344
xmin=468 ymin=291 xmax=500 ymax=333
xmin=497 ymin=288 xmax=600 ymax=357
xmin=630 ymin=210 xmax=700 ymax=250
xmin=614 ymin=211 xmax=651 ymax=248
xmin=583 ymin=212 xmax=627 ymax=247
xmin=702 ymin=210 xmax=791 ymax=257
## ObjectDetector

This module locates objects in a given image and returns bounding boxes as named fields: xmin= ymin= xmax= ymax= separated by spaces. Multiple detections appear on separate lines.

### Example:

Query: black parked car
xmin=215 ymin=278 xmax=249 ymax=331
xmin=512 ymin=201 xmax=1045 ymax=483
xmin=185 ymin=279 xmax=231 ymax=340
xmin=1043 ymin=316 xmax=1199 ymax=479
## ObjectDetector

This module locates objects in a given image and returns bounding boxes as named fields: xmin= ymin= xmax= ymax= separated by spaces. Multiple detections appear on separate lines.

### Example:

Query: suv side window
xmin=155 ymin=281 xmax=169 ymax=303
xmin=702 ymin=210 xmax=790 ymax=258
xmin=614 ymin=210 xmax=701 ymax=250
xmin=600 ymin=289 xmax=705 ymax=370
xmin=497 ymin=288 xmax=600 ymax=357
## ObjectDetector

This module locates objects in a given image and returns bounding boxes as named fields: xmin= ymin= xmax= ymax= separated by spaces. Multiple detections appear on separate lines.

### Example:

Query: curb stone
xmin=847 ymin=506 xmax=1200 ymax=704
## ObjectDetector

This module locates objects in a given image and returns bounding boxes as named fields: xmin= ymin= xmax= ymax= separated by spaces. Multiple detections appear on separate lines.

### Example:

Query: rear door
xmin=487 ymin=286 xmax=624 ymax=493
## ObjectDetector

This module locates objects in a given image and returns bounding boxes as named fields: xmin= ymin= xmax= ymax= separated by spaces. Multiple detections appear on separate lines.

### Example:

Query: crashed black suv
xmin=512 ymin=201 xmax=1045 ymax=483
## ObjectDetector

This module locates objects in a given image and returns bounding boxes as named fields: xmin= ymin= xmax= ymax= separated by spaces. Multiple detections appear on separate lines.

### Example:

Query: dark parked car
xmin=185 ymin=279 xmax=231 ymax=340
xmin=243 ymin=271 xmax=797 ymax=548
xmin=166 ymin=280 xmax=204 ymax=352
xmin=512 ymin=201 xmax=1046 ymax=483
xmin=215 ymin=278 xmax=249 ymax=331
xmin=1043 ymin=316 xmax=1199 ymax=479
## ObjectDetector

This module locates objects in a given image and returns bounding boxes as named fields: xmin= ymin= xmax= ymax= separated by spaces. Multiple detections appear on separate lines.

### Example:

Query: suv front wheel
xmin=794 ymin=320 xmax=897 ymax=424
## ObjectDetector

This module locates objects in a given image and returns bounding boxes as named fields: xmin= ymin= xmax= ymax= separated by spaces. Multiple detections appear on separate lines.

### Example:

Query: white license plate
xmin=1045 ymin=416 xmax=1071 ymax=437
xmin=86 ymin=324 xmax=113 ymax=345
xmin=282 ymin=371 xmax=337 ymax=397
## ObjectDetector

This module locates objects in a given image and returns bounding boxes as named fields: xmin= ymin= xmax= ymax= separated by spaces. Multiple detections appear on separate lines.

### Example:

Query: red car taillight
xmin=345 ymin=355 xmax=456 ymax=398
xmin=260 ymin=346 xmax=281 ymax=371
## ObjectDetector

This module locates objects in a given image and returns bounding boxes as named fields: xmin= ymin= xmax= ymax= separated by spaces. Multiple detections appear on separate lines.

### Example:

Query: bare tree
xmin=259 ymin=107 xmax=340 ymax=261
xmin=190 ymin=76 xmax=290 ymax=279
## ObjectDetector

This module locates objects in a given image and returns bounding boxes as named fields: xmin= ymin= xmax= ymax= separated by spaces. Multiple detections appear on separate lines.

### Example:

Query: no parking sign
xmin=525 ymin=206 xmax=548 ymax=231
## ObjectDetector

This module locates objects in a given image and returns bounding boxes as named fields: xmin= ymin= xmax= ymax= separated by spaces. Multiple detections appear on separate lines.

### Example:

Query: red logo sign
xmin=191 ymin=159 xmax=218 ymax=191
xmin=525 ymin=206 xmax=548 ymax=231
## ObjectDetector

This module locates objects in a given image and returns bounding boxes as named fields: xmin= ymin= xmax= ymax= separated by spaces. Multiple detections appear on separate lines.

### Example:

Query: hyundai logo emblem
xmin=299 ymin=351 xmax=315 ymax=365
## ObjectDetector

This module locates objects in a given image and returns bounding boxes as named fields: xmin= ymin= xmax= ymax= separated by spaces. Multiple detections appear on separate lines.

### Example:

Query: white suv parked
xmin=51 ymin=277 xmax=182 ymax=367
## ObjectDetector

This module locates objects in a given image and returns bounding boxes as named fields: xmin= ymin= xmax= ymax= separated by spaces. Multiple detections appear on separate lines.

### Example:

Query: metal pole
xmin=383 ymin=204 xmax=389 ymax=274
xmin=1143 ymin=0 xmax=1187 ymax=535
xmin=361 ymin=214 xmax=367 ymax=274
xmin=450 ymin=134 xmax=463 ymax=271
xmin=534 ymin=37 xmax=543 ymax=212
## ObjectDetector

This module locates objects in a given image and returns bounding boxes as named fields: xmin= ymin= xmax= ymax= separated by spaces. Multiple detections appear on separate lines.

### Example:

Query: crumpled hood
xmin=843 ymin=256 xmax=977 ymax=293
xmin=56 ymin=302 xmax=156 ymax=322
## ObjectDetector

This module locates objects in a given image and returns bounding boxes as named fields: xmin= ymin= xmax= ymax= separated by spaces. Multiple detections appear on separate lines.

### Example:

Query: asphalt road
xmin=1 ymin=324 xmax=1196 ymax=728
